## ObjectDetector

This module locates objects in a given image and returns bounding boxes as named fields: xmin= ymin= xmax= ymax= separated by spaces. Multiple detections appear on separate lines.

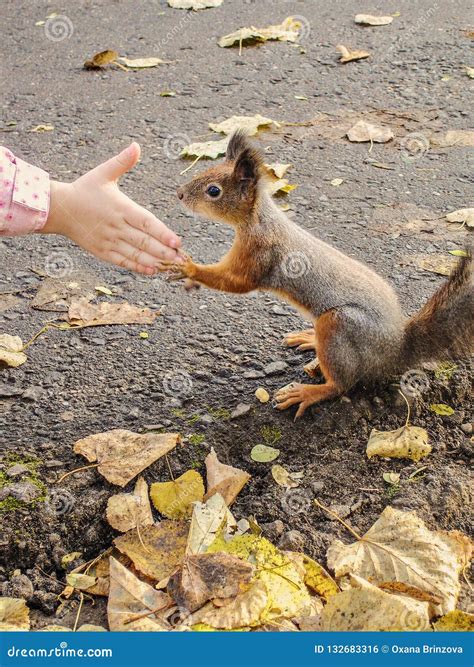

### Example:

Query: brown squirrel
xmin=170 ymin=131 xmax=473 ymax=418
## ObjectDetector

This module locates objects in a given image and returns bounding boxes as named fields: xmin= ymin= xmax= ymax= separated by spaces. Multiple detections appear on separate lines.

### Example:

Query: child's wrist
xmin=41 ymin=180 xmax=74 ymax=236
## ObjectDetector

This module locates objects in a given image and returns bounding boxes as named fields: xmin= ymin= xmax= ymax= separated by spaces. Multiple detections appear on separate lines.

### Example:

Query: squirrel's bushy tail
xmin=399 ymin=249 xmax=473 ymax=370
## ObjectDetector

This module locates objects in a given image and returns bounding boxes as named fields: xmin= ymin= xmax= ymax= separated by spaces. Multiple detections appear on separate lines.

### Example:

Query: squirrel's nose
xmin=177 ymin=187 xmax=184 ymax=200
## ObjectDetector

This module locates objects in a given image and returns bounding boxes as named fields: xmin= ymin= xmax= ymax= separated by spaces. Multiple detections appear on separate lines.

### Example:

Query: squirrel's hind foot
xmin=274 ymin=381 xmax=339 ymax=420
xmin=282 ymin=328 xmax=316 ymax=351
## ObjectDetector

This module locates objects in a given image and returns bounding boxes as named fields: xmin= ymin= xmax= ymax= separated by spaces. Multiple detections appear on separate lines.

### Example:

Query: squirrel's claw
xmin=274 ymin=382 xmax=313 ymax=420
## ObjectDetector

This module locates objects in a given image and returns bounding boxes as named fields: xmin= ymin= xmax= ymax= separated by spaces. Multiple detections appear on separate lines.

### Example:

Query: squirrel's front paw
xmin=164 ymin=253 xmax=194 ymax=282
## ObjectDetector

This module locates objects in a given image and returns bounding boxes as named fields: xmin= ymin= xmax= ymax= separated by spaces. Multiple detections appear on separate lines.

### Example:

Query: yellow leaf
xmin=354 ymin=14 xmax=393 ymax=26
xmin=181 ymin=137 xmax=229 ymax=160
xmin=250 ymin=444 xmax=280 ymax=462
xmin=95 ymin=285 xmax=113 ymax=296
xmin=150 ymin=470 xmax=204 ymax=519
xmin=29 ymin=124 xmax=54 ymax=132
xmin=0 ymin=334 xmax=27 ymax=367
xmin=255 ymin=387 xmax=270 ymax=403
xmin=139 ymin=331 xmax=149 ymax=339
xmin=119 ymin=57 xmax=166 ymax=69
xmin=434 ymin=610 xmax=474 ymax=631
xmin=74 ymin=429 xmax=180 ymax=487
xmin=66 ymin=573 xmax=97 ymax=590
xmin=210 ymin=114 xmax=275 ymax=136
xmin=330 ymin=178 xmax=344 ymax=186
xmin=430 ymin=403 xmax=454 ymax=416
xmin=192 ymin=580 xmax=268 ymax=629
xmin=0 ymin=597 xmax=30 ymax=631
xmin=337 ymin=44 xmax=371 ymax=63
xmin=168 ymin=0 xmax=223 ymax=8
xmin=367 ymin=425 xmax=431 ymax=462
xmin=271 ymin=464 xmax=301 ymax=489
xmin=264 ymin=163 xmax=292 ymax=179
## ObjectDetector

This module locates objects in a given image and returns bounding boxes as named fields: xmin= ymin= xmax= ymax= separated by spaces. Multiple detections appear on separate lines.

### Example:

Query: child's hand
xmin=43 ymin=143 xmax=183 ymax=275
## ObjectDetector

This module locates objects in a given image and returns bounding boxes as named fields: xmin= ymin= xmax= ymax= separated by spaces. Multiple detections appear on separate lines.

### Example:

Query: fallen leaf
xmin=271 ymin=464 xmax=301 ymax=489
xmin=264 ymin=163 xmax=292 ymax=179
xmin=255 ymin=387 xmax=270 ymax=403
xmin=71 ymin=548 xmax=129 ymax=597
xmin=77 ymin=624 xmax=108 ymax=632
xmin=218 ymin=17 xmax=301 ymax=48
xmin=95 ymin=285 xmax=113 ymax=296
xmin=449 ymin=249 xmax=469 ymax=257
xmin=160 ymin=90 xmax=176 ymax=97
xmin=430 ymin=403 xmax=454 ymax=416
xmin=446 ymin=207 xmax=474 ymax=228
xmin=0 ymin=334 xmax=27 ymax=368
xmin=68 ymin=298 xmax=158 ymax=327
xmin=434 ymin=130 xmax=474 ymax=148
xmin=434 ymin=610 xmax=474 ymax=631
xmin=416 ymin=255 xmax=457 ymax=276
xmin=321 ymin=576 xmax=430 ymax=631
xmin=204 ymin=447 xmax=250 ymax=506
xmin=465 ymin=67 xmax=474 ymax=78
xmin=40 ymin=624 xmax=72 ymax=631
xmin=383 ymin=472 xmax=401 ymax=485
xmin=114 ymin=521 xmax=188 ymax=582
xmin=61 ymin=552 xmax=82 ymax=568
xmin=139 ymin=331 xmax=149 ymax=339
xmin=66 ymin=573 xmax=97 ymax=591
xmin=367 ymin=425 xmax=431 ymax=462
xmin=250 ymin=444 xmax=280 ymax=462
xmin=118 ymin=57 xmax=166 ymax=69
xmin=266 ymin=178 xmax=298 ymax=196
xmin=84 ymin=50 xmax=118 ymax=70
xmin=347 ymin=120 xmax=393 ymax=143
xmin=186 ymin=493 xmax=230 ymax=555
xmin=29 ymin=124 xmax=54 ymax=132
xmin=181 ymin=137 xmax=229 ymax=159
xmin=330 ymin=178 xmax=344 ymax=186
xmin=354 ymin=14 xmax=393 ymax=26
xmin=168 ymin=552 xmax=254 ymax=612
xmin=288 ymin=552 xmax=339 ymax=601
xmin=107 ymin=477 xmax=154 ymax=532
xmin=337 ymin=44 xmax=371 ymax=63
xmin=209 ymin=114 xmax=275 ymax=136
xmin=294 ymin=95 xmax=308 ymax=101
xmin=150 ymin=470 xmax=205 ymax=519
xmin=0 ymin=597 xmax=30 ymax=631
xmin=192 ymin=579 xmax=268 ymax=628
xmin=73 ymin=429 xmax=180 ymax=487
xmin=378 ymin=581 xmax=442 ymax=606
xmin=108 ymin=557 xmax=170 ymax=631
xmin=327 ymin=506 xmax=472 ymax=614
xmin=32 ymin=276 xmax=95 ymax=312
xmin=168 ymin=0 xmax=222 ymax=8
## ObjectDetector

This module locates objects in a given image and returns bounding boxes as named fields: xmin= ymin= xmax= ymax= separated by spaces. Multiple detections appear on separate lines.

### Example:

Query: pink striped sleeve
xmin=0 ymin=146 xmax=50 ymax=236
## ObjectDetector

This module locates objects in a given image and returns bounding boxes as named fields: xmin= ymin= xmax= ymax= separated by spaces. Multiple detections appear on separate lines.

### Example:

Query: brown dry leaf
xmin=0 ymin=597 xmax=30 ymax=631
xmin=168 ymin=0 xmax=222 ymax=9
xmin=29 ymin=124 xmax=54 ymax=132
xmin=68 ymin=297 xmax=157 ymax=327
xmin=367 ymin=425 xmax=431 ymax=462
xmin=107 ymin=557 xmax=170 ymax=631
xmin=433 ymin=130 xmax=474 ymax=148
xmin=71 ymin=548 xmax=130 ymax=597
xmin=327 ymin=506 xmax=472 ymax=614
xmin=218 ymin=17 xmax=301 ymax=48
xmin=416 ymin=255 xmax=457 ymax=276
xmin=106 ymin=477 xmax=154 ymax=532
xmin=181 ymin=137 xmax=229 ymax=160
xmin=337 ymin=44 xmax=371 ymax=63
xmin=378 ymin=581 xmax=442 ymax=606
xmin=150 ymin=470 xmax=205 ymax=519
xmin=354 ymin=14 xmax=393 ymax=26
xmin=264 ymin=163 xmax=292 ymax=179
xmin=446 ymin=207 xmax=474 ymax=228
xmin=0 ymin=334 xmax=27 ymax=368
xmin=168 ymin=552 xmax=254 ymax=612
xmin=84 ymin=49 xmax=119 ymax=69
xmin=209 ymin=114 xmax=275 ymax=136
xmin=192 ymin=579 xmax=268 ymax=629
xmin=114 ymin=521 xmax=188 ymax=582
xmin=271 ymin=464 xmax=302 ymax=489
xmin=204 ymin=447 xmax=250 ymax=506
xmin=321 ymin=576 xmax=430 ymax=631
xmin=32 ymin=277 xmax=95 ymax=312
xmin=73 ymin=429 xmax=180 ymax=487
xmin=347 ymin=120 xmax=394 ymax=143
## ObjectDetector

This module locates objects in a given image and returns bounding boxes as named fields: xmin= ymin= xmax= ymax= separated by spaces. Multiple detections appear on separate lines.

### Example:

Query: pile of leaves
xmin=0 ymin=430 xmax=471 ymax=632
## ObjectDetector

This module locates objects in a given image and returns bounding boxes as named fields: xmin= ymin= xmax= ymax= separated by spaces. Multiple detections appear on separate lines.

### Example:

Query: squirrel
xmin=170 ymin=131 xmax=473 ymax=418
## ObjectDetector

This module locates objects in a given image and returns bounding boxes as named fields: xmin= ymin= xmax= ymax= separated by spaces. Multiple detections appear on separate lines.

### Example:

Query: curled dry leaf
xmin=336 ymin=44 xmax=371 ymax=63
xmin=271 ymin=464 xmax=301 ymax=489
xmin=321 ymin=576 xmax=430 ymax=631
xmin=114 ymin=521 xmax=188 ymax=582
xmin=209 ymin=114 xmax=275 ymax=136
xmin=204 ymin=447 xmax=250 ymax=506
xmin=326 ymin=506 xmax=472 ymax=614
xmin=264 ymin=163 xmax=292 ymax=179
xmin=168 ymin=0 xmax=223 ymax=8
xmin=181 ymin=137 xmax=229 ymax=160
xmin=416 ymin=255 xmax=456 ymax=276
xmin=347 ymin=120 xmax=394 ymax=143
xmin=73 ymin=429 xmax=180 ymax=487
xmin=150 ymin=469 xmax=205 ymax=519
xmin=84 ymin=49 xmax=119 ymax=69
xmin=367 ymin=425 xmax=431 ymax=462
xmin=0 ymin=334 xmax=27 ymax=368
xmin=108 ymin=557 xmax=170 ymax=631
xmin=168 ymin=552 xmax=254 ymax=612
xmin=29 ymin=124 xmax=54 ymax=132
xmin=118 ymin=57 xmax=167 ymax=69
xmin=192 ymin=580 xmax=268 ymax=629
xmin=354 ymin=14 xmax=393 ymax=26
xmin=218 ymin=17 xmax=301 ymax=48
xmin=446 ymin=207 xmax=474 ymax=228
xmin=106 ymin=477 xmax=154 ymax=532
xmin=0 ymin=597 xmax=30 ymax=631
xmin=68 ymin=297 xmax=158 ymax=327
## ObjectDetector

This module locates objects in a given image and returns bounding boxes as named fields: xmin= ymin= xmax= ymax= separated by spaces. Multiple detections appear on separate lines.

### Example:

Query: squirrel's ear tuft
xmin=226 ymin=130 xmax=254 ymax=162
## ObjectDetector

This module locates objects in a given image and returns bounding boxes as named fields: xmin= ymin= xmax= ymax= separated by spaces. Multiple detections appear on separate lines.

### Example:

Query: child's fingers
xmin=113 ymin=241 xmax=167 ymax=271
xmin=119 ymin=226 xmax=181 ymax=264
xmin=107 ymin=251 xmax=155 ymax=275
xmin=125 ymin=206 xmax=181 ymax=250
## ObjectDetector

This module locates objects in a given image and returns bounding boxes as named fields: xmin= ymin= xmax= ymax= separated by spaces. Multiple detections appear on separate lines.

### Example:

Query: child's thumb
xmin=98 ymin=142 xmax=141 ymax=181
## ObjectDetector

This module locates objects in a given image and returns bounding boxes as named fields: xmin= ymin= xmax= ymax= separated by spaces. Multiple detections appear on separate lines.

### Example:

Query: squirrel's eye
xmin=206 ymin=185 xmax=221 ymax=198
